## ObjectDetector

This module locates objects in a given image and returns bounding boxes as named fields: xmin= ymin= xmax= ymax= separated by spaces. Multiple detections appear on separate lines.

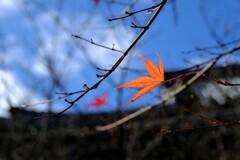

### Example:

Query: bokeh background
xmin=0 ymin=0 xmax=240 ymax=159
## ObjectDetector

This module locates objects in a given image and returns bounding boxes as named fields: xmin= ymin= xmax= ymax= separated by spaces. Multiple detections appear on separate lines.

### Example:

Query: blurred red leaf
xmin=93 ymin=0 xmax=100 ymax=5
xmin=87 ymin=94 xmax=107 ymax=108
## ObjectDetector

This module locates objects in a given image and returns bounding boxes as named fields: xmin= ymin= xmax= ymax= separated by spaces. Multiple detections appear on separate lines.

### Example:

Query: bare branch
xmin=35 ymin=0 xmax=168 ymax=119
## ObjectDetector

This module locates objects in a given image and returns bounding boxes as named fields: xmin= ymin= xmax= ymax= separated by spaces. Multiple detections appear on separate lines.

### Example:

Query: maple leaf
xmin=116 ymin=54 xmax=164 ymax=107
xmin=87 ymin=94 xmax=107 ymax=108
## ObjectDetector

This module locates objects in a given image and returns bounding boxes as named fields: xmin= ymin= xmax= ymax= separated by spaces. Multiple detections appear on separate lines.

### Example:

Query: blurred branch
xmin=199 ymin=2 xmax=223 ymax=44
xmin=159 ymin=120 xmax=240 ymax=135
xmin=95 ymin=45 xmax=240 ymax=131
xmin=182 ymin=107 xmax=223 ymax=125
xmin=170 ymin=0 xmax=178 ymax=25
xmin=182 ymin=37 xmax=240 ymax=54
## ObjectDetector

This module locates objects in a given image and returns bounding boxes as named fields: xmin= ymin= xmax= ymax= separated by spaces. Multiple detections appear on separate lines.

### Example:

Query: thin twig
xmin=21 ymin=90 xmax=85 ymax=108
xmin=163 ymin=71 xmax=240 ymax=86
xmin=108 ymin=3 xmax=161 ymax=21
xmin=159 ymin=120 xmax=240 ymax=135
xmin=72 ymin=34 xmax=123 ymax=53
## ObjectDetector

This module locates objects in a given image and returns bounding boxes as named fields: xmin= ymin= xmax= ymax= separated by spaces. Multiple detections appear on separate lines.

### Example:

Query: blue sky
xmin=0 ymin=0 xmax=240 ymax=117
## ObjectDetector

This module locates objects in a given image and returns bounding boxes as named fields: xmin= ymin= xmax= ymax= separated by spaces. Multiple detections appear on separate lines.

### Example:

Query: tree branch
xmin=95 ymin=45 xmax=240 ymax=131
xmin=34 ymin=0 xmax=167 ymax=119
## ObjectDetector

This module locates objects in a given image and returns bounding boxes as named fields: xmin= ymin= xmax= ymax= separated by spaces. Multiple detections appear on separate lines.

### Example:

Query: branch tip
xmin=96 ymin=74 xmax=105 ymax=78
xmin=83 ymin=84 xmax=89 ymax=91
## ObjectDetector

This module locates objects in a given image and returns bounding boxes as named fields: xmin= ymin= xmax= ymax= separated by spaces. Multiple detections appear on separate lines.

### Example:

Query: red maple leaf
xmin=116 ymin=54 xmax=164 ymax=107
xmin=87 ymin=94 xmax=107 ymax=108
